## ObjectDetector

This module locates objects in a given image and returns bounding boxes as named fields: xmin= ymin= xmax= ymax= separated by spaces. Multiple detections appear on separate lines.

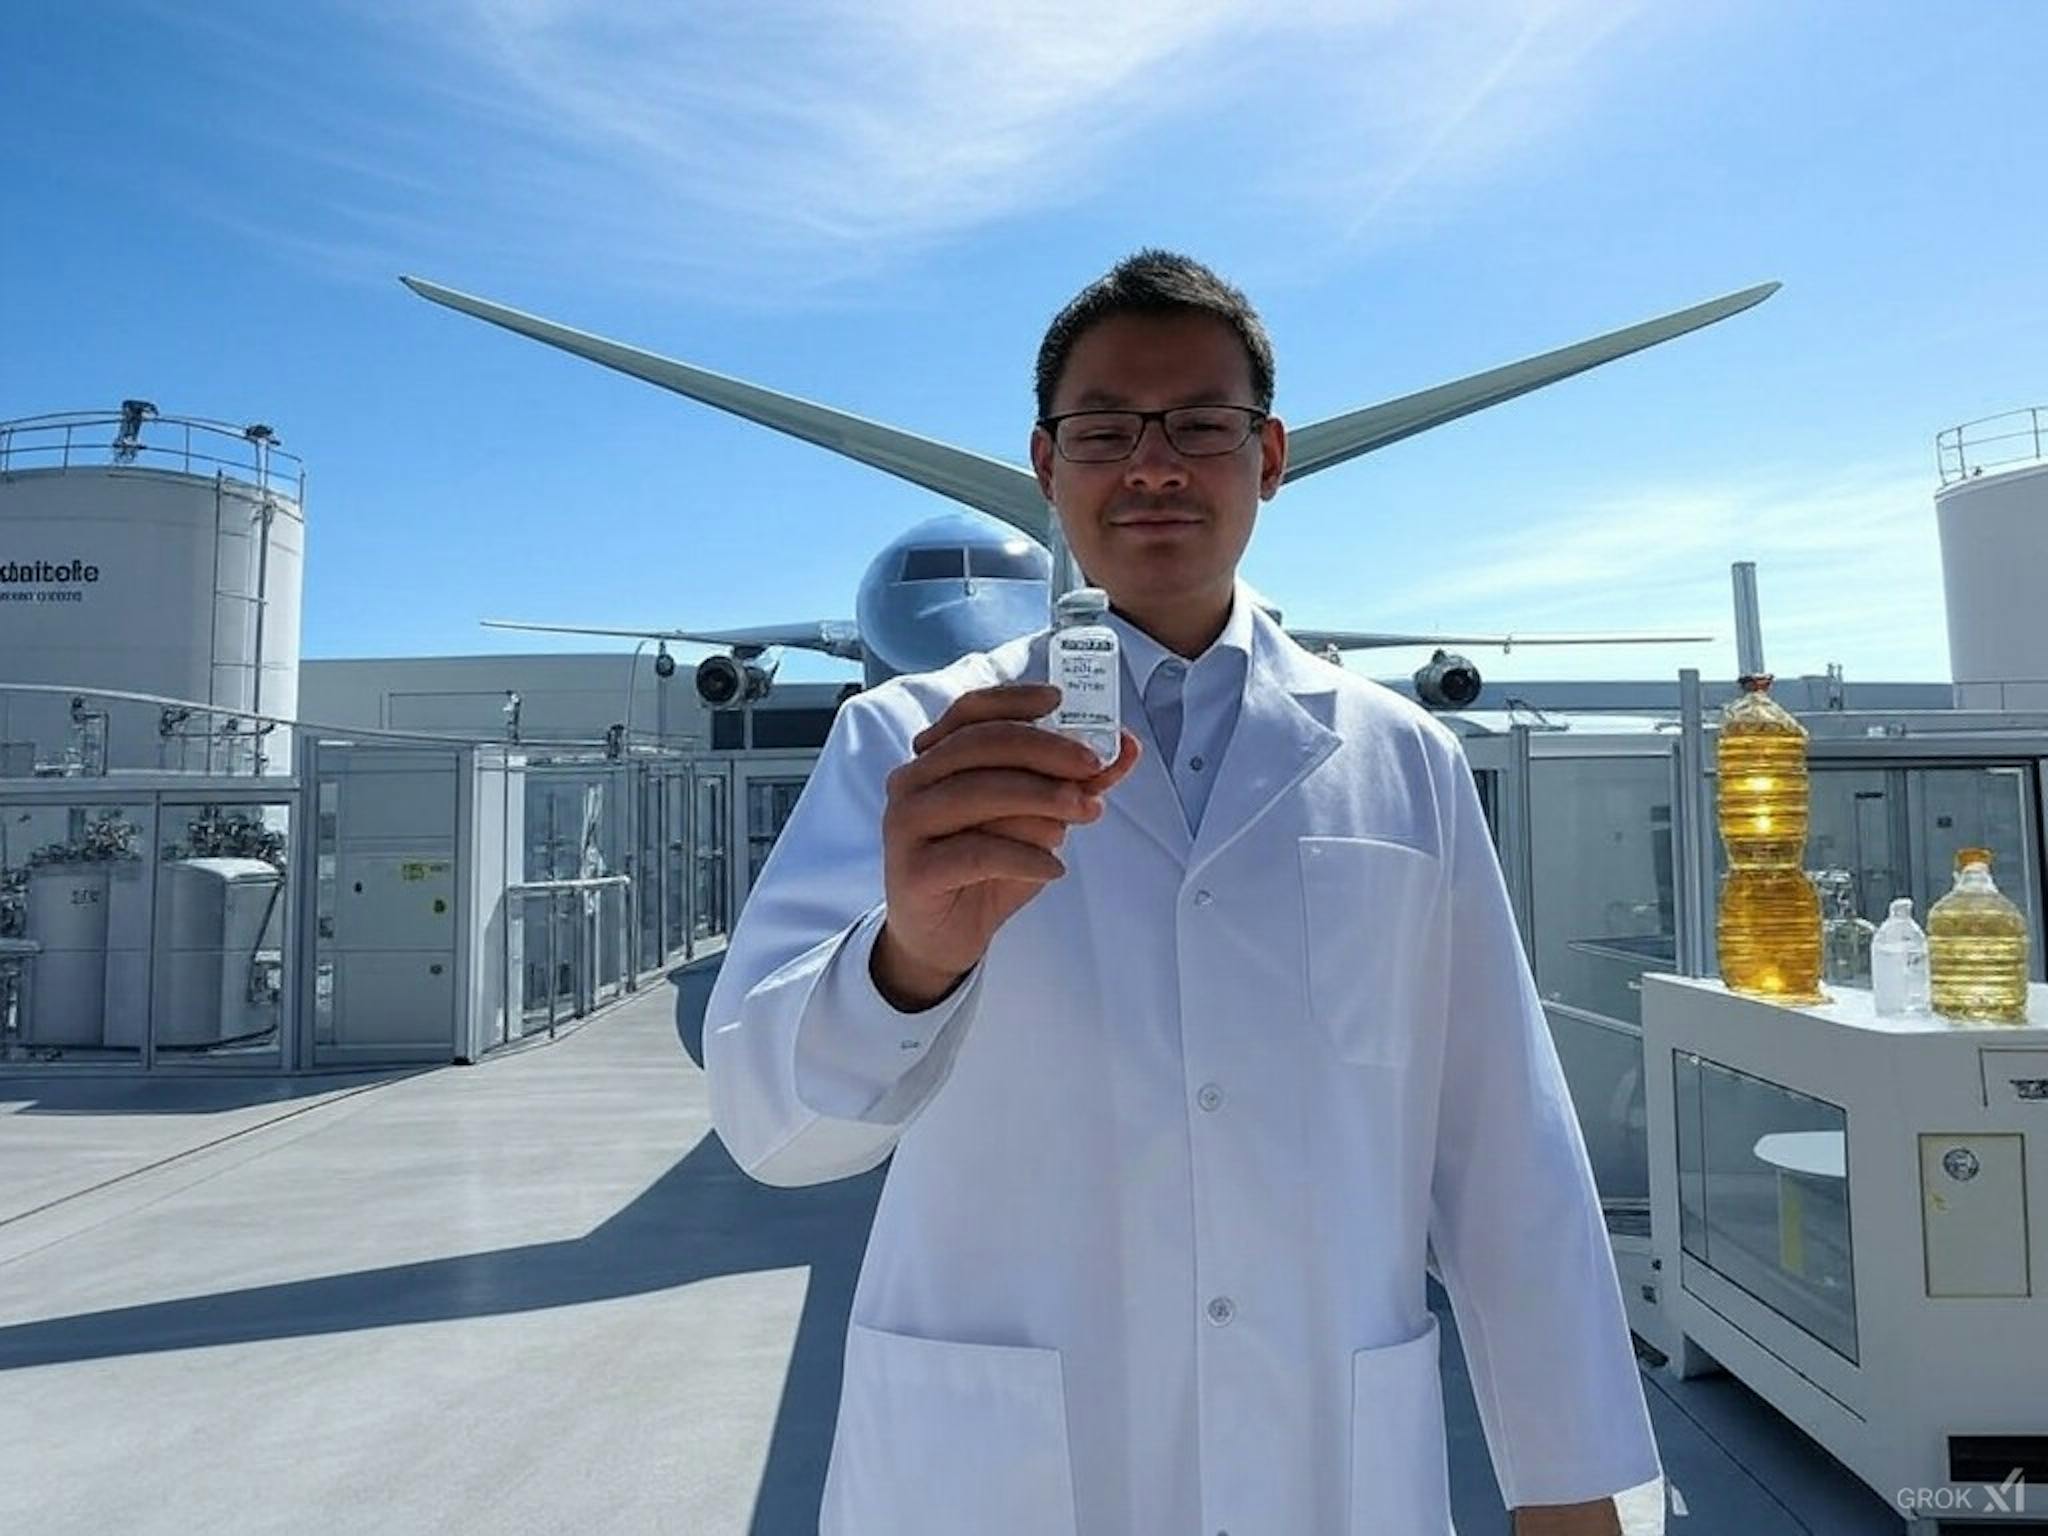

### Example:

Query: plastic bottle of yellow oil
xmin=1716 ymin=676 xmax=1824 ymax=1003
xmin=1928 ymin=849 xmax=2031 ymax=1023
xmin=1718 ymin=676 xmax=1810 ymax=865
xmin=1718 ymin=868 xmax=1824 ymax=1003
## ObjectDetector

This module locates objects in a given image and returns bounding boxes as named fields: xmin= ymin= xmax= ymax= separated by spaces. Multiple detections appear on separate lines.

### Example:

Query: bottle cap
xmin=1889 ymin=897 xmax=1914 ymax=919
xmin=1955 ymin=846 xmax=1993 ymax=872
xmin=1055 ymin=586 xmax=1109 ymax=621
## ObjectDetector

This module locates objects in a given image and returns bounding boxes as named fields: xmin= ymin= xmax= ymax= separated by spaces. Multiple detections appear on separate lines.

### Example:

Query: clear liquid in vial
xmin=1049 ymin=621 xmax=1120 ymax=767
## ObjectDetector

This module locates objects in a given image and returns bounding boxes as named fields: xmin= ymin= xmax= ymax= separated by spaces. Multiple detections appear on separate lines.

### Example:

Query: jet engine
xmin=1413 ymin=649 xmax=1482 ymax=710
xmin=696 ymin=653 xmax=775 ymax=708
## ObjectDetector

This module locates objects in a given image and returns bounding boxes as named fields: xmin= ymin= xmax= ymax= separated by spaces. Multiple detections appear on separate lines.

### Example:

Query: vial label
xmin=1050 ymin=627 xmax=1120 ymax=766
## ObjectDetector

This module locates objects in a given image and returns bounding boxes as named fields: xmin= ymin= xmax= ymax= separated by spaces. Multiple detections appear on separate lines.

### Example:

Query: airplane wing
xmin=482 ymin=617 xmax=864 ymax=662
xmin=406 ymin=276 xmax=1776 ymax=516
xmin=1283 ymin=283 xmax=1779 ymax=480
xmin=1287 ymin=628 xmax=1712 ymax=653
xmin=403 ymin=276 xmax=1053 ymax=543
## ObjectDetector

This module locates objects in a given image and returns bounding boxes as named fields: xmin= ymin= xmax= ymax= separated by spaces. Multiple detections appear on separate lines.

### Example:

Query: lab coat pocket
xmin=1349 ymin=1312 xmax=1454 ymax=1535
xmin=1300 ymin=835 xmax=1441 ymax=1067
xmin=825 ymin=1320 xmax=1078 ymax=1536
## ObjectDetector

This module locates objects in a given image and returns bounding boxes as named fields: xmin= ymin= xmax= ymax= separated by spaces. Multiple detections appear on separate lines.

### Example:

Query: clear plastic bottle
xmin=1816 ymin=869 xmax=1876 ymax=986
xmin=1048 ymin=587 xmax=1120 ymax=767
xmin=1928 ymin=848 xmax=2031 ymax=1024
xmin=1871 ymin=897 xmax=1931 ymax=1017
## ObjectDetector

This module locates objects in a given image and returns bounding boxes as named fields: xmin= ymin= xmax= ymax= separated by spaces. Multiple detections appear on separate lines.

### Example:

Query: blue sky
xmin=5 ymin=0 xmax=2044 ymax=685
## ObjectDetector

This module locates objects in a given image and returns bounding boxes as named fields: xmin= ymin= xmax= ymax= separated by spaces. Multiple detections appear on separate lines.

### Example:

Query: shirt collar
xmin=1102 ymin=582 xmax=1256 ymax=695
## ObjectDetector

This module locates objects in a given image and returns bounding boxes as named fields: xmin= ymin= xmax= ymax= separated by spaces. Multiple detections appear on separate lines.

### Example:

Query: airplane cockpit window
xmin=967 ymin=545 xmax=1051 ymax=581
xmin=899 ymin=546 xmax=966 ymax=581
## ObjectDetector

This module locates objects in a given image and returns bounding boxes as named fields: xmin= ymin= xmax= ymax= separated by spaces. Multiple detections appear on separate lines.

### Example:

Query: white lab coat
xmin=704 ymin=598 xmax=1660 ymax=1536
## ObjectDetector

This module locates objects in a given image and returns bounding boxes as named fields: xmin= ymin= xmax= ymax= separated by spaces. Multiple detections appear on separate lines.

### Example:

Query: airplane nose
xmin=864 ymin=581 xmax=1050 ymax=678
xmin=914 ymin=594 xmax=1000 ymax=670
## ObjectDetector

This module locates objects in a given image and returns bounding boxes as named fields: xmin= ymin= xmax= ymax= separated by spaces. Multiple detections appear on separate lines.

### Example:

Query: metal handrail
xmin=0 ymin=681 xmax=699 ymax=770
xmin=1936 ymin=406 xmax=2046 ymax=486
xmin=0 ymin=408 xmax=307 ymax=504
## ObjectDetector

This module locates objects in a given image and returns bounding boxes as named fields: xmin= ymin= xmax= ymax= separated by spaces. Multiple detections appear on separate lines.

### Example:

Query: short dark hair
xmin=1034 ymin=249 xmax=1276 ymax=420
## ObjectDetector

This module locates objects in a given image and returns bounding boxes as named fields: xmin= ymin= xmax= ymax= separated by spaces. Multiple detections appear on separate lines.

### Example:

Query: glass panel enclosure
xmin=152 ymin=802 xmax=291 ymax=1066
xmin=1530 ymin=755 xmax=1677 ymax=1022
xmin=693 ymin=771 xmax=728 ymax=943
xmin=1675 ymin=1052 xmax=1857 ymax=1363
xmin=0 ymin=800 xmax=154 ymax=1065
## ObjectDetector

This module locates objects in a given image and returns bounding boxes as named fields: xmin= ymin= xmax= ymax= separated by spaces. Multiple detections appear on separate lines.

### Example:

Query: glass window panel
xmin=1 ymin=800 xmax=153 ymax=1065
xmin=746 ymin=777 xmax=810 ymax=892
xmin=1673 ymin=1053 xmax=1857 ymax=1362
xmin=1529 ymin=755 xmax=1676 ymax=1022
xmin=694 ymin=774 xmax=728 ymax=941
xmin=967 ymin=544 xmax=1050 ymax=581
xmin=664 ymin=774 xmax=687 ymax=958
xmin=639 ymin=769 xmax=662 ymax=971
xmin=900 ymin=547 xmax=965 ymax=581
xmin=152 ymin=802 xmax=291 ymax=1066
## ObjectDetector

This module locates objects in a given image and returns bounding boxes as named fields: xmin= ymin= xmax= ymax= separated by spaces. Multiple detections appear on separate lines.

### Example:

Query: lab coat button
xmin=1197 ymin=1084 xmax=1223 ymax=1111
xmin=1193 ymin=889 xmax=1213 ymax=907
xmin=1206 ymin=1295 xmax=1235 ymax=1326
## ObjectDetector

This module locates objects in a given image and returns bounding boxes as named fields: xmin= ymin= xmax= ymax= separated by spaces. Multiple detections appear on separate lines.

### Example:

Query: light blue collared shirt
xmin=821 ymin=586 xmax=1256 ymax=1026
xmin=1102 ymin=589 xmax=1254 ymax=837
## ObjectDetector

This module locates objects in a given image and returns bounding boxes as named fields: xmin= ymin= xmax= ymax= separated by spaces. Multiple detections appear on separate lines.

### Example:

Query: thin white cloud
xmin=164 ymin=0 xmax=1657 ymax=300
xmin=1348 ymin=462 xmax=1952 ymax=680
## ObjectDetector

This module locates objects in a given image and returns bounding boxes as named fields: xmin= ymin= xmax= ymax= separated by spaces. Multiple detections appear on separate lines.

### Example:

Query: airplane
xmin=405 ymin=274 xmax=1772 ymax=708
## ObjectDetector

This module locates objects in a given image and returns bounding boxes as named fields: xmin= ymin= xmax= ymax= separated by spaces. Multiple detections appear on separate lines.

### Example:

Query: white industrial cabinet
xmin=1642 ymin=974 xmax=2047 ymax=1529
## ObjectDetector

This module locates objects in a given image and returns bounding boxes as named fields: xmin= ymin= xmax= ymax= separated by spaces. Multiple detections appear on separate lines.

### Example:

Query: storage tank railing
xmin=0 ymin=408 xmax=305 ymax=503
xmin=1937 ymin=406 xmax=2047 ymax=487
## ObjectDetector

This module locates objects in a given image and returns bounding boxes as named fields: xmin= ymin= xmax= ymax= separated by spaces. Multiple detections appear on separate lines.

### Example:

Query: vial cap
xmin=1055 ymin=586 xmax=1109 ymax=621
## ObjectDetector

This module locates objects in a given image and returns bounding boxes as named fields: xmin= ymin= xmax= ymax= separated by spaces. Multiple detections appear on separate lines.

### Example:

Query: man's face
xmin=1030 ymin=311 xmax=1285 ymax=620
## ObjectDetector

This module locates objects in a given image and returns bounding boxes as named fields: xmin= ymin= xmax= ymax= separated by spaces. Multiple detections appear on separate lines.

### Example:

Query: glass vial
xmin=1816 ymin=869 xmax=1876 ymax=986
xmin=1048 ymin=586 xmax=1120 ymax=767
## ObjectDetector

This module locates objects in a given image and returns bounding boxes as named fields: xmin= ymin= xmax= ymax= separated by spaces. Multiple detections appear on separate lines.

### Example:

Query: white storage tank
xmin=156 ymin=856 xmax=287 ymax=1050
xmin=23 ymin=862 xmax=112 ymax=1046
xmin=1934 ymin=408 xmax=2048 ymax=710
xmin=0 ymin=405 xmax=306 ymax=775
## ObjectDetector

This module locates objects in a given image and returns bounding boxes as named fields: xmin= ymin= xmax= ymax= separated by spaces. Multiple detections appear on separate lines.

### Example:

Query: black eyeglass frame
xmin=1035 ymin=405 xmax=1270 ymax=462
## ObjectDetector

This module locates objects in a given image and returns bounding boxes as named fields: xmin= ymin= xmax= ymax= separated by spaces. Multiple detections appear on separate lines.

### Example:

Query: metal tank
xmin=0 ymin=406 xmax=306 ymax=774
xmin=156 ymin=856 xmax=286 ymax=1049
xmin=1934 ymin=407 xmax=2048 ymax=711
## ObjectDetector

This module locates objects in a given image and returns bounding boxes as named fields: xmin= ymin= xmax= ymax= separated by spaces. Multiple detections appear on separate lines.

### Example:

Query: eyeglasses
xmin=1037 ymin=405 xmax=1267 ymax=463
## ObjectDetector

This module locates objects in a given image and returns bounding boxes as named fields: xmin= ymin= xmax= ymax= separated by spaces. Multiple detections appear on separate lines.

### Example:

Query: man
xmin=704 ymin=251 xmax=1660 ymax=1535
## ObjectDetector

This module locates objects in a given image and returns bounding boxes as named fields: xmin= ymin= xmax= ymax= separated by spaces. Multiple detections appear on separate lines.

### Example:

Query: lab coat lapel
xmin=1001 ymin=629 xmax=1194 ymax=863
xmin=1185 ymin=607 xmax=1340 ymax=879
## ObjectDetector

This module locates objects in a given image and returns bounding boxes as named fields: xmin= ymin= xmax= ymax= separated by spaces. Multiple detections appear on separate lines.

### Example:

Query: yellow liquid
xmin=1929 ymin=896 xmax=2030 ymax=1023
xmin=1717 ymin=730 xmax=1810 ymax=867
xmin=1719 ymin=868 xmax=1824 ymax=1003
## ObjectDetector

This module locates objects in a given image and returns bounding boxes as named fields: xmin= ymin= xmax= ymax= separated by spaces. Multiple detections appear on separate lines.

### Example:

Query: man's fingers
xmin=912 ymin=684 xmax=1061 ymax=754
xmin=893 ymin=768 xmax=1103 ymax=842
xmin=1081 ymin=729 xmax=1143 ymax=794
xmin=911 ymin=830 xmax=1066 ymax=893
xmin=895 ymin=718 xmax=1102 ymax=796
